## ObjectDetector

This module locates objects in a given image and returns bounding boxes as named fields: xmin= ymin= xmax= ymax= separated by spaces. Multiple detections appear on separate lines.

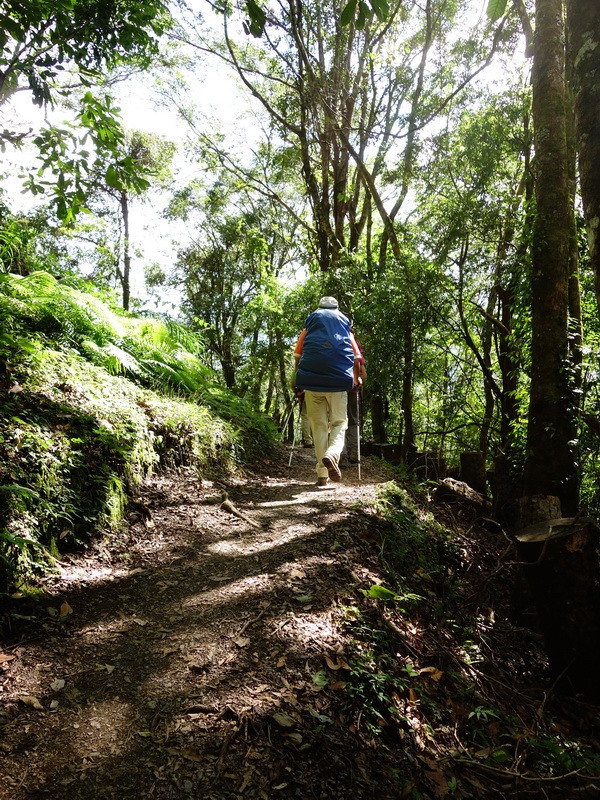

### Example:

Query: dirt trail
xmin=0 ymin=448 xmax=402 ymax=799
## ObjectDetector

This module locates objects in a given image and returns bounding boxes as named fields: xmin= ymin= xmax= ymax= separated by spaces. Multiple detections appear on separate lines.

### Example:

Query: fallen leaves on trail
xmin=323 ymin=653 xmax=351 ymax=671
xmin=272 ymin=712 xmax=296 ymax=728
xmin=419 ymin=665 xmax=443 ymax=681
xmin=19 ymin=695 xmax=44 ymax=710
xmin=283 ymin=732 xmax=303 ymax=745
xmin=289 ymin=567 xmax=306 ymax=579
xmin=417 ymin=754 xmax=452 ymax=799
xmin=5 ymin=459 xmax=587 ymax=800
xmin=59 ymin=600 xmax=73 ymax=617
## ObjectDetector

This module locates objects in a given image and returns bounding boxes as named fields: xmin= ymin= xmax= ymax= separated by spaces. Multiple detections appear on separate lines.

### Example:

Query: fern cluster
xmin=0 ymin=272 xmax=277 ymax=590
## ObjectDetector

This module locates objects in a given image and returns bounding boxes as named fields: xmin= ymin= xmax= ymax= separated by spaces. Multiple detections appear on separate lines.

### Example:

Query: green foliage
xmin=341 ymin=606 xmax=411 ymax=735
xmin=339 ymin=478 xmax=600 ymax=791
xmin=486 ymin=0 xmax=507 ymax=22
xmin=340 ymin=0 xmax=390 ymax=28
xmin=370 ymin=481 xmax=457 ymax=605
xmin=25 ymin=93 xmax=155 ymax=223
xmin=1 ymin=0 xmax=171 ymax=222
xmin=0 ymin=0 xmax=168 ymax=110
xmin=362 ymin=583 xmax=424 ymax=609
xmin=0 ymin=271 xmax=277 ymax=588
xmin=244 ymin=0 xmax=267 ymax=37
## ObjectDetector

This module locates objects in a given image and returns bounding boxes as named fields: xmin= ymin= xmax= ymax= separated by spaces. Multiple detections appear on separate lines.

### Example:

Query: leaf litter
xmin=0 ymin=447 xmax=599 ymax=799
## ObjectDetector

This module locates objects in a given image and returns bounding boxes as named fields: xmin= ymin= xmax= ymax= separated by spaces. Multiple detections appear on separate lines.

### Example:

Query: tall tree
xmin=413 ymin=86 xmax=533 ymax=485
xmin=89 ymin=130 xmax=176 ymax=310
xmin=509 ymin=0 xmax=600 ymax=704
xmin=168 ymin=172 xmax=300 ymax=395
xmin=566 ymin=1 xmax=600 ymax=314
xmin=522 ymin=0 xmax=578 ymax=513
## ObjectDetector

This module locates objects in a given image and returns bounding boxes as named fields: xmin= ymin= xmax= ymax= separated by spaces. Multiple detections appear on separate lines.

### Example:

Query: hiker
xmin=341 ymin=330 xmax=366 ymax=466
xmin=293 ymin=296 xmax=364 ymax=486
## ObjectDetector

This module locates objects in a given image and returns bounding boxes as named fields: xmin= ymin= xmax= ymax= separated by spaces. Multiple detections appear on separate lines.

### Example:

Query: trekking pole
xmin=281 ymin=402 xmax=294 ymax=437
xmin=288 ymin=397 xmax=303 ymax=471
xmin=356 ymin=390 xmax=362 ymax=482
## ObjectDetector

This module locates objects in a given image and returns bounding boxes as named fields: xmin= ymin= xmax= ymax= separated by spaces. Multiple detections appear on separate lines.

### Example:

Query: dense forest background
xmin=2 ymin=0 xmax=600 ymax=699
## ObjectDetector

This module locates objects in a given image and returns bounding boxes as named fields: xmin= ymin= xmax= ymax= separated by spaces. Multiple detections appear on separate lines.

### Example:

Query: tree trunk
xmin=523 ymin=0 xmax=578 ymax=513
xmin=400 ymin=312 xmax=416 ymax=463
xmin=566 ymin=0 xmax=600 ymax=315
xmin=120 ymin=190 xmax=131 ymax=311
xmin=459 ymin=451 xmax=487 ymax=495
xmin=514 ymin=0 xmax=600 ymax=701
xmin=516 ymin=510 xmax=600 ymax=701
xmin=370 ymin=384 xmax=388 ymax=443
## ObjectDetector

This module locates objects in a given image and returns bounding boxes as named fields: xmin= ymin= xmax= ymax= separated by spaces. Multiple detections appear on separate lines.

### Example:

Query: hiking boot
xmin=322 ymin=455 xmax=342 ymax=482
xmin=315 ymin=476 xmax=329 ymax=487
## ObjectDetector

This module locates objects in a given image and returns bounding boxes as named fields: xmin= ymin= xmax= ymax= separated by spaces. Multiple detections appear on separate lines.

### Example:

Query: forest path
xmin=0 ymin=447 xmax=402 ymax=800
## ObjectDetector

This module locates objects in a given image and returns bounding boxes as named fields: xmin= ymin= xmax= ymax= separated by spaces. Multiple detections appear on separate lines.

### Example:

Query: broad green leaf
xmin=369 ymin=0 xmax=389 ymax=22
xmin=246 ymin=0 xmax=267 ymax=36
xmin=340 ymin=0 xmax=358 ymax=26
xmin=293 ymin=593 xmax=313 ymax=603
xmin=312 ymin=670 xmax=328 ymax=687
xmin=105 ymin=165 xmax=121 ymax=189
xmin=363 ymin=584 xmax=398 ymax=600
xmin=486 ymin=0 xmax=507 ymax=21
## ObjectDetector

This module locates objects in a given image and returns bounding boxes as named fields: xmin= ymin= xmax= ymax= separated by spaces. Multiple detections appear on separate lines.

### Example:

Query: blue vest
xmin=295 ymin=309 xmax=354 ymax=392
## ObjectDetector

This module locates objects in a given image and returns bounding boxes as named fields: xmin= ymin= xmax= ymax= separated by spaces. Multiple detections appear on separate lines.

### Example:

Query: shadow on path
xmin=0 ymin=451 xmax=400 ymax=800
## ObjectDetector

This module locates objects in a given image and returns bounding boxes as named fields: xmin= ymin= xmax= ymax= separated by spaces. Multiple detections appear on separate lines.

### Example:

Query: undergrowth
xmin=0 ymin=271 xmax=277 ymax=590
xmin=340 ymin=480 xmax=600 ymax=798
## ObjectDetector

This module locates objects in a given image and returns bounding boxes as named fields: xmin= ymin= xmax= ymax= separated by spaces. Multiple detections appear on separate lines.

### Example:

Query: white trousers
xmin=304 ymin=390 xmax=348 ymax=478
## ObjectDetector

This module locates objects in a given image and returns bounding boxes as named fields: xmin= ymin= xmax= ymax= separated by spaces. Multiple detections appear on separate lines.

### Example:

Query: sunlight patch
xmin=60 ymin=699 xmax=135 ymax=761
xmin=181 ymin=572 xmax=275 ymax=606
xmin=255 ymin=497 xmax=311 ymax=508
xmin=276 ymin=610 xmax=340 ymax=645
xmin=206 ymin=524 xmax=315 ymax=556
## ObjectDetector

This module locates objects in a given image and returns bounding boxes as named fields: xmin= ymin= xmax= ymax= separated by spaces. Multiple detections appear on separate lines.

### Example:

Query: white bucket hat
xmin=318 ymin=296 xmax=339 ymax=309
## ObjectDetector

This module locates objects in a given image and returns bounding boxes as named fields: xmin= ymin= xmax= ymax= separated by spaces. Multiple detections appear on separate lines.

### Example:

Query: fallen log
xmin=434 ymin=478 xmax=492 ymax=510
